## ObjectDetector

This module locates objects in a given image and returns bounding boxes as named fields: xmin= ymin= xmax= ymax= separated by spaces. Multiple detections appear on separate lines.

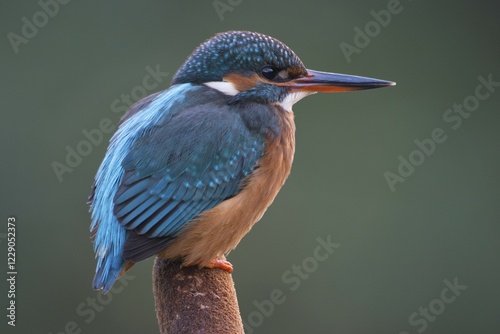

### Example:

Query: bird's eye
xmin=261 ymin=66 xmax=279 ymax=80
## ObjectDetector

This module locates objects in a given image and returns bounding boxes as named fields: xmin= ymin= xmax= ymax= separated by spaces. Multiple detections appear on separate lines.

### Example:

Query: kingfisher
xmin=89 ymin=31 xmax=395 ymax=292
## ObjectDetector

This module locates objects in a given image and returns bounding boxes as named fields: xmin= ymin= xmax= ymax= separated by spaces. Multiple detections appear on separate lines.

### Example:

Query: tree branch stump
xmin=153 ymin=257 xmax=244 ymax=334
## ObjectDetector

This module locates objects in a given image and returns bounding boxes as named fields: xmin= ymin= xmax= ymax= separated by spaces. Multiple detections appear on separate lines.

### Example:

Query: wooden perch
xmin=153 ymin=257 xmax=244 ymax=334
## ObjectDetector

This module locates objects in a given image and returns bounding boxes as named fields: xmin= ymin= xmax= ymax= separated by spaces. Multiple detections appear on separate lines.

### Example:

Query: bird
xmin=89 ymin=30 xmax=395 ymax=292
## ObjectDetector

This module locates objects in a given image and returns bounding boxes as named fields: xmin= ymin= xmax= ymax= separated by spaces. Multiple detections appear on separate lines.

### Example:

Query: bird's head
xmin=172 ymin=31 xmax=394 ymax=110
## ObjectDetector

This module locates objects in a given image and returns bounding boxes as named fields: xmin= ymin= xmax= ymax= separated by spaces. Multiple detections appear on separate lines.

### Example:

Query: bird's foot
xmin=206 ymin=259 xmax=233 ymax=273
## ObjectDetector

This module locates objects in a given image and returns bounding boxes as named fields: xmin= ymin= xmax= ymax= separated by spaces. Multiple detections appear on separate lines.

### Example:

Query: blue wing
xmin=113 ymin=92 xmax=266 ymax=262
xmin=90 ymin=83 xmax=266 ymax=292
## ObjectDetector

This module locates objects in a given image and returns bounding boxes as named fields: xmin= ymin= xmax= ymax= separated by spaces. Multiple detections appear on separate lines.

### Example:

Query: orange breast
xmin=159 ymin=107 xmax=295 ymax=266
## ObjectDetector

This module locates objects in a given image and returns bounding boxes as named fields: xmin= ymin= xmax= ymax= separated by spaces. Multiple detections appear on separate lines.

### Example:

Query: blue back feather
xmin=115 ymin=91 xmax=268 ymax=261
xmin=89 ymin=84 xmax=194 ymax=291
xmin=90 ymin=83 xmax=275 ymax=291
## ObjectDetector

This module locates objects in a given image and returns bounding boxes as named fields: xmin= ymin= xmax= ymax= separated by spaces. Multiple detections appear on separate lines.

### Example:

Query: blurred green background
xmin=1 ymin=0 xmax=499 ymax=333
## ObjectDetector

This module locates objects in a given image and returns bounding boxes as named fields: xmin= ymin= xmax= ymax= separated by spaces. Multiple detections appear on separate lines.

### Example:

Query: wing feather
xmin=113 ymin=102 xmax=266 ymax=262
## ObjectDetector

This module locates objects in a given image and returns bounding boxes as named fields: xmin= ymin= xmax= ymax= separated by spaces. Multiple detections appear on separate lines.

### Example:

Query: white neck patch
xmin=205 ymin=81 xmax=313 ymax=112
xmin=204 ymin=81 xmax=239 ymax=96
xmin=278 ymin=91 xmax=314 ymax=112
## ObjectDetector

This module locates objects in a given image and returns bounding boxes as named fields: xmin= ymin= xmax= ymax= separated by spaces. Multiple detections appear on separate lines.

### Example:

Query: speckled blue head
xmin=170 ymin=31 xmax=394 ymax=109
xmin=172 ymin=31 xmax=307 ymax=85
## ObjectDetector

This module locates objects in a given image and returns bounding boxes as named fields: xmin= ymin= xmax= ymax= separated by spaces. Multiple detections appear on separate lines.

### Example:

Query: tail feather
xmin=93 ymin=253 xmax=126 ymax=293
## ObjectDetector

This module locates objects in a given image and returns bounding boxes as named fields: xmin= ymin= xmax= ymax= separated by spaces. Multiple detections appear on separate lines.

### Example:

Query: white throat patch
xmin=205 ymin=81 xmax=313 ymax=112
xmin=278 ymin=91 xmax=314 ymax=112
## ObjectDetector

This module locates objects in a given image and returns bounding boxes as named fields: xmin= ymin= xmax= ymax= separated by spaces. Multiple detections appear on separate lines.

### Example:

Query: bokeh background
xmin=1 ymin=1 xmax=499 ymax=333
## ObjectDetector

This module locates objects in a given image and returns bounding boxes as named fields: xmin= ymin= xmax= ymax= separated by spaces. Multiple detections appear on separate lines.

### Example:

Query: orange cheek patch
xmin=223 ymin=73 xmax=266 ymax=92
xmin=287 ymin=66 xmax=308 ymax=78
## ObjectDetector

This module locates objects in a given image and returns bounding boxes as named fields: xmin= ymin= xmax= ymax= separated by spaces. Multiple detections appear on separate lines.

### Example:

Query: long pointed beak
xmin=283 ymin=69 xmax=396 ymax=92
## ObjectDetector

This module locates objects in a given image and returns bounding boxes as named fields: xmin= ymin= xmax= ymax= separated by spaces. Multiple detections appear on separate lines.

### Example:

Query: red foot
xmin=206 ymin=259 xmax=233 ymax=273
